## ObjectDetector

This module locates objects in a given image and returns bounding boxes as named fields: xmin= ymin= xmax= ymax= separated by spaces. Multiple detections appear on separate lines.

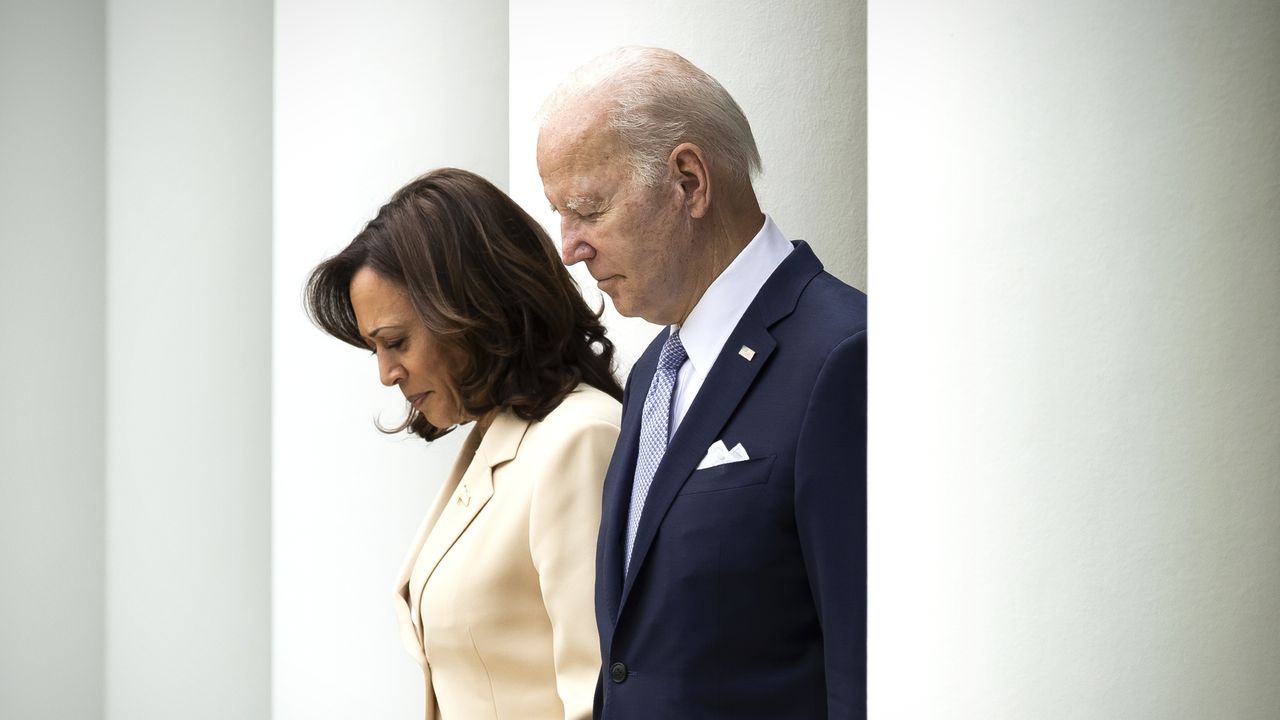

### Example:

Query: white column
xmin=0 ymin=2 xmax=105 ymax=719
xmin=272 ymin=2 xmax=508 ymax=718
xmin=508 ymin=0 xmax=865 ymax=368
xmin=105 ymin=1 xmax=271 ymax=718
xmin=870 ymin=2 xmax=1280 ymax=718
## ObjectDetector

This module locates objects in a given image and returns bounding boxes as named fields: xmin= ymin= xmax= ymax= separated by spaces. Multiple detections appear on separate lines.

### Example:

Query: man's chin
xmin=613 ymin=303 xmax=667 ymax=326
xmin=602 ymin=288 xmax=661 ymax=324
xmin=606 ymin=294 xmax=640 ymax=319
xmin=599 ymin=286 xmax=630 ymax=314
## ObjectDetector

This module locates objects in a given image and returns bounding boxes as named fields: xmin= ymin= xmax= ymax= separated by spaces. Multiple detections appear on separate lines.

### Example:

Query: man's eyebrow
xmin=565 ymin=195 xmax=601 ymax=213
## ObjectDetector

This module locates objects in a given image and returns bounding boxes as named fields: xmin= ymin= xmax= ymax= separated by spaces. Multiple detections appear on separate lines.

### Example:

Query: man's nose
xmin=560 ymin=223 xmax=596 ymax=265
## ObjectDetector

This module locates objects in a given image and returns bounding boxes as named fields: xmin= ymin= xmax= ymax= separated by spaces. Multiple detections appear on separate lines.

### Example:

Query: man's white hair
xmin=541 ymin=46 xmax=763 ymax=189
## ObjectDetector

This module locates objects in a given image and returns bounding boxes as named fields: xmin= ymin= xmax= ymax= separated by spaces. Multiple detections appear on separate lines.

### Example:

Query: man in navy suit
xmin=538 ymin=46 xmax=867 ymax=720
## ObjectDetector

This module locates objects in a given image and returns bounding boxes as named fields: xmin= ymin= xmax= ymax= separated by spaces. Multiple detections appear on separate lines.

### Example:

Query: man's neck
xmin=672 ymin=202 xmax=766 ymax=325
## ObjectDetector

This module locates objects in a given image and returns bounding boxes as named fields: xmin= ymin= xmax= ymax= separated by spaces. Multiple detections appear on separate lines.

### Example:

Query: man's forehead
xmin=542 ymin=155 xmax=625 ymax=204
xmin=542 ymin=95 xmax=615 ymax=147
xmin=540 ymin=126 xmax=627 ymax=192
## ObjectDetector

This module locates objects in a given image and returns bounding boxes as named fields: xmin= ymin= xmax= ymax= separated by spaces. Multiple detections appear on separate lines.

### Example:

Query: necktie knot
xmin=657 ymin=330 xmax=688 ymax=372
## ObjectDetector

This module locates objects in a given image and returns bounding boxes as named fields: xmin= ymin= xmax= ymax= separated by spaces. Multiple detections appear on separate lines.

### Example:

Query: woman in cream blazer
xmin=394 ymin=385 xmax=618 ymax=719
xmin=306 ymin=168 xmax=623 ymax=719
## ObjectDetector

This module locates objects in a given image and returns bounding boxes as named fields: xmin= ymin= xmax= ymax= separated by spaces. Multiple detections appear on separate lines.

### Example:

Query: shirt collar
xmin=673 ymin=214 xmax=793 ymax=375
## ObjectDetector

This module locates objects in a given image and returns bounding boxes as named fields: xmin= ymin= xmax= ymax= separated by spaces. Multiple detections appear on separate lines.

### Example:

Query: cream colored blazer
xmin=392 ymin=385 xmax=620 ymax=720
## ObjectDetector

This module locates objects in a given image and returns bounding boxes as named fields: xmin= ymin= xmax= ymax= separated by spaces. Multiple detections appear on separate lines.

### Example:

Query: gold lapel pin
xmin=738 ymin=345 xmax=756 ymax=361
xmin=457 ymin=483 xmax=471 ymax=506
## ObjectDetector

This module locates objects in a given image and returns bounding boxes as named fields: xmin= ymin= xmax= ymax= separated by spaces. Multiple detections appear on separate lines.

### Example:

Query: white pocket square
xmin=696 ymin=439 xmax=750 ymax=470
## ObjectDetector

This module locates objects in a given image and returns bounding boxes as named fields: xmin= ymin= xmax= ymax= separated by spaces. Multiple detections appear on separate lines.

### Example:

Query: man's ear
xmin=669 ymin=143 xmax=711 ymax=218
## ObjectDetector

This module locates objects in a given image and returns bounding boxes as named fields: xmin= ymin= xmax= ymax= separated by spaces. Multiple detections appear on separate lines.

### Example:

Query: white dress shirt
xmin=669 ymin=214 xmax=793 ymax=436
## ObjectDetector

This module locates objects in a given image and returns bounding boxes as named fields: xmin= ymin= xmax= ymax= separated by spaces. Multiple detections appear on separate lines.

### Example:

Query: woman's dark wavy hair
xmin=305 ymin=167 xmax=623 ymax=442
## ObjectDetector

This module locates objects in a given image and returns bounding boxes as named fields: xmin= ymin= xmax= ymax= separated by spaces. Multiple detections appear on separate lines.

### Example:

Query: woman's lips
xmin=408 ymin=392 xmax=430 ymax=408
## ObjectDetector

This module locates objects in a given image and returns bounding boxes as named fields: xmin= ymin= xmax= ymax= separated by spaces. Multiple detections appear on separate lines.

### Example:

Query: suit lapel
xmin=618 ymin=321 xmax=776 ymax=608
xmin=617 ymin=242 xmax=824 ymax=614
xmin=403 ymin=412 xmax=528 ymax=634
xmin=600 ymin=340 xmax=661 ymax=626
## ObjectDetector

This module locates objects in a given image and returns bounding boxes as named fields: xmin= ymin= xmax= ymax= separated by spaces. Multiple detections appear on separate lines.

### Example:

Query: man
xmin=537 ymin=47 xmax=867 ymax=720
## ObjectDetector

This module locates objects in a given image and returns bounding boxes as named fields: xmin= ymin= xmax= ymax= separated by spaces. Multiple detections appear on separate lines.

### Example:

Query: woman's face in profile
xmin=349 ymin=265 xmax=467 ymax=429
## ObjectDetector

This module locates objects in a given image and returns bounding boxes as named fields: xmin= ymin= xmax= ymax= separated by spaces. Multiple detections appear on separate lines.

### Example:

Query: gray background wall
xmin=1 ymin=1 xmax=106 ymax=718
xmin=104 ymin=1 xmax=271 ymax=718
xmin=2 ymin=1 xmax=271 ymax=719
xmin=868 ymin=1 xmax=1280 ymax=717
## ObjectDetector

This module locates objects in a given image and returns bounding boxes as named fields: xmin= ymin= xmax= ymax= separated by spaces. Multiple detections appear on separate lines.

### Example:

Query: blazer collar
xmin=472 ymin=409 xmax=527 ymax=469
xmin=415 ymin=411 xmax=528 ymax=579
xmin=611 ymin=241 xmax=824 ymax=616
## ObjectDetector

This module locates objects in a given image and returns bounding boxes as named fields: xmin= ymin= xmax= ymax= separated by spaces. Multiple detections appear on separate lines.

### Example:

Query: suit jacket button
xmin=609 ymin=662 xmax=628 ymax=683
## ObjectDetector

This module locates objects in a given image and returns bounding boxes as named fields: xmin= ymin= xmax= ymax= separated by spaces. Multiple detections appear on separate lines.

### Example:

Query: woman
xmin=305 ymin=168 xmax=622 ymax=720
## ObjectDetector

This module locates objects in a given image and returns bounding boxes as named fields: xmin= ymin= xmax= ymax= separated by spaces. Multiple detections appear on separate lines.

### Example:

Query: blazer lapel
xmin=618 ymin=242 xmax=824 ymax=612
xmin=392 ymin=425 xmax=481 ymax=664
xmin=401 ymin=412 xmax=528 ymax=639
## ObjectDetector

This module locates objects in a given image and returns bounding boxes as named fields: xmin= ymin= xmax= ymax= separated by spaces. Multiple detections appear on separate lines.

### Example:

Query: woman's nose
xmin=378 ymin=355 xmax=404 ymax=387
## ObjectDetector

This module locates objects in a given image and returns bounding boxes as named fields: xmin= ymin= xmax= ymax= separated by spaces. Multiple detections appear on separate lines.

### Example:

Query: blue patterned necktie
xmin=624 ymin=329 xmax=688 ymax=574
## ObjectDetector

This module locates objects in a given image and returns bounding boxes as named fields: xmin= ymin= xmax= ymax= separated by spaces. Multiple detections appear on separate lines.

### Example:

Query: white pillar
xmin=870 ymin=2 xmax=1280 ymax=717
xmin=105 ymin=1 xmax=271 ymax=718
xmin=508 ymin=0 xmax=866 ymax=368
xmin=0 ymin=2 xmax=105 ymax=718
xmin=272 ymin=2 xmax=508 ymax=718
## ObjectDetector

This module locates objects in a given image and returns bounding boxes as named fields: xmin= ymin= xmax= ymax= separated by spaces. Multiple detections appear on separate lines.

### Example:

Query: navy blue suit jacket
xmin=594 ymin=241 xmax=867 ymax=719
